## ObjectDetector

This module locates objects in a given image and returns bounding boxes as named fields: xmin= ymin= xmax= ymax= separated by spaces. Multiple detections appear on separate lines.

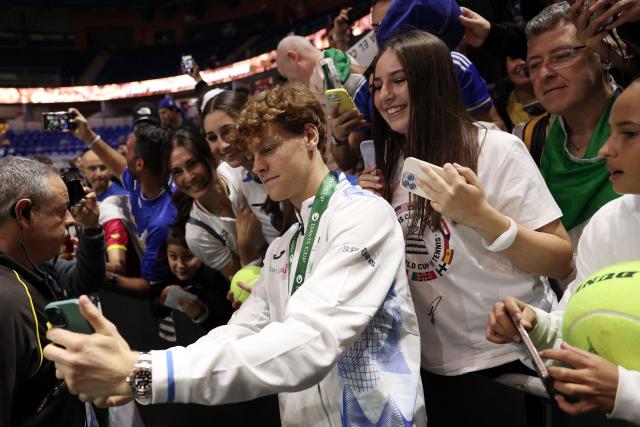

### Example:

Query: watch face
xmin=134 ymin=370 xmax=152 ymax=392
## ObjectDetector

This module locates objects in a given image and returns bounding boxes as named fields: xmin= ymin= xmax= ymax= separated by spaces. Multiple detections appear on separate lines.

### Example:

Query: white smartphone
xmin=360 ymin=140 xmax=376 ymax=168
xmin=400 ymin=157 xmax=448 ymax=200
xmin=164 ymin=287 xmax=198 ymax=312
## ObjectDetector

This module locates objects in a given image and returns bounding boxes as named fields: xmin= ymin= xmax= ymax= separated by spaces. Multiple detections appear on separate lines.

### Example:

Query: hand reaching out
xmin=589 ymin=0 xmax=640 ymax=30
xmin=43 ymin=295 xmax=138 ymax=399
xmin=459 ymin=7 xmax=491 ymax=48
xmin=358 ymin=165 xmax=384 ymax=196
xmin=226 ymin=281 xmax=252 ymax=310
xmin=486 ymin=296 xmax=538 ymax=344
xmin=329 ymin=107 xmax=366 ymax=143
xmin=542 ymin=342 xmax=619 ymax=415
xmin=70 ymin=188 xmax=99 ymax=230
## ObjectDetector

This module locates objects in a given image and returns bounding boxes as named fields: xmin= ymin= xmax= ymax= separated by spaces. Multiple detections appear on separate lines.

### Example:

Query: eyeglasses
xmin=524 ymin=46 xmax=587 ymax=79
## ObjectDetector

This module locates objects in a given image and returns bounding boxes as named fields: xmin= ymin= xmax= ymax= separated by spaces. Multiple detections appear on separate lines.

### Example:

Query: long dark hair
xmin=167 ymin=128 xmax=222 ymax=230
xmin=371 ymin=30 xmax=480 ymax=233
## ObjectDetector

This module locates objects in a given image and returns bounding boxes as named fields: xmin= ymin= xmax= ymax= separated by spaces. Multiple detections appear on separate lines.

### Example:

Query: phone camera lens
xmin=46 ymin=307 xmax=68 ymax=328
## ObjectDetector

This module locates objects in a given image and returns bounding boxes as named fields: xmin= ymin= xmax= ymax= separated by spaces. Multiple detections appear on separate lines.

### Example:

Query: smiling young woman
xmin=365 ymin=30 xmax=574 ymax=426
xmin=167 ymin=129 xmax=264 ymax=283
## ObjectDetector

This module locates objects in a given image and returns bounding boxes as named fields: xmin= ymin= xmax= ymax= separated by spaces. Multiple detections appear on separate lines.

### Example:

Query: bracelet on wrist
xmin=482 ymin=216 xmax=518 ymax=252
xmin=87 ymin=134 xmax=101 ymax=149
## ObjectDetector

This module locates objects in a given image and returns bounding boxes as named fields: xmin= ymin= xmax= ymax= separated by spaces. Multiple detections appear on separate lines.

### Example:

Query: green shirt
xmin=539 ymin=93 xmax=620 ymax=231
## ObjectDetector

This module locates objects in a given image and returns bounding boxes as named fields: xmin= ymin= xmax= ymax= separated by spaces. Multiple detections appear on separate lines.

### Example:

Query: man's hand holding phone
xmin=68 ymin=108 xmax=97 ymax=145
xmin=70 ymin=188 xmax=99 ymax=230
xmin=181 ymin=54 xmax=203 ymax=83
xmin=43 ymin=295 xmax=138 ymax=401
xmin=326 ymin=89 xmax=365 ymax=143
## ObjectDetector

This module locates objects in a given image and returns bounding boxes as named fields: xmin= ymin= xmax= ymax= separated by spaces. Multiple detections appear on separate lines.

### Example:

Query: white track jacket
xmin=150 ymin=172 xmax=426 ymax=426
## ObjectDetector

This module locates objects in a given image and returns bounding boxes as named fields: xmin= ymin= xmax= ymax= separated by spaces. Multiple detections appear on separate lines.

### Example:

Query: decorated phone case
xmin=400 ymin=157 xmax=447 ymax=200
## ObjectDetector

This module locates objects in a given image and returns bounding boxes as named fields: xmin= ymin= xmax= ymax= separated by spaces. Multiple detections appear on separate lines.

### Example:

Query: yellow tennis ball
xmin=562 ymin=260 xmax=640 ymax=370
xmin=230 ymin=265 xmax=261 ymax=303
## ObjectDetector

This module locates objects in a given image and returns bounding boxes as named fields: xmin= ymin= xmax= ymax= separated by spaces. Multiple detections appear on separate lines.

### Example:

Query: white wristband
xmin=87 ymin=134 xmax=101 ymax=149
xmin=482 ymin=216 xmax=518 ymax=252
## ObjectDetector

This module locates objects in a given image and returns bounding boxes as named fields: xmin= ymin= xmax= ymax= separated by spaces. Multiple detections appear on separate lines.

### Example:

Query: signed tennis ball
xmin=562 ymin=260 xmax=640 ymax=370
xmin=229 ymin=265 xmax=261 ymax=303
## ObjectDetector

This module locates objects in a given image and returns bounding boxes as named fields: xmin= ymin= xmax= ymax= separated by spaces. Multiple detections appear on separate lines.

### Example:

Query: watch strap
xmin=126 ymin=352 xmax=152 ymax=405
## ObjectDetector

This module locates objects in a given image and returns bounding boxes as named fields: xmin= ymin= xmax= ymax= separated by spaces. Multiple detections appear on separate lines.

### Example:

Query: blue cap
xmin=376 ymin=0 xmax=464 ymax=51
xmin=159 ymin=96 xmax=179 ymax=111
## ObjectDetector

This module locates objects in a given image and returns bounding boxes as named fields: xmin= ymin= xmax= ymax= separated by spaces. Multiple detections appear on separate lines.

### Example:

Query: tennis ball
xmin=562 ymin=260 xmax=640 ymax=370
xmin=229 ymin=265 xmax=261 ymax=303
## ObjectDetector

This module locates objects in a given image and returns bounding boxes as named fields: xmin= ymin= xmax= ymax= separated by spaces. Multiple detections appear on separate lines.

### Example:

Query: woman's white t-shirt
xmin=391 ymin=124 xmax=562 ymax=375
xmin=184 ymin=163 xmax=244 ymax=271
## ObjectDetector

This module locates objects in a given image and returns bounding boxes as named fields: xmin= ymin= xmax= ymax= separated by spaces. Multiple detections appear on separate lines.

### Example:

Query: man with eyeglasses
xmin=81 ymin=150 xmax=140 ymax=277
xmin=520 ymin=2 xmax=620 ymax=270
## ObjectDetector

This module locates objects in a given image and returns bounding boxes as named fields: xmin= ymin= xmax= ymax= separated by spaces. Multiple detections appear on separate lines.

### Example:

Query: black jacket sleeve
xmin=194 ymin=266 xmax=234 ymax=330
xmin=53 ymin=229 xmax=106 ymax=296
xmin=195 ymin=80 xmax=211 ymax=103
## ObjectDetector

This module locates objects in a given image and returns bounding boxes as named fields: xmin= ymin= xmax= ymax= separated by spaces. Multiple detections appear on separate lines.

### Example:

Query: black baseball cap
xmin=132 ymin=102 xmax=160 ymax=126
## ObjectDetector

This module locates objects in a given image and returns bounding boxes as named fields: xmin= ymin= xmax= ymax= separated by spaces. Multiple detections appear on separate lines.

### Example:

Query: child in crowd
xmin=159 ymin=227 xmax=234 ymax=330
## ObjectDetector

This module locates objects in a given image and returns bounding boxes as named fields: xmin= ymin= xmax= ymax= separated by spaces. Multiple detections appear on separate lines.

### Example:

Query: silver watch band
xmin=126 ymin=352 xmax=152 ymax=405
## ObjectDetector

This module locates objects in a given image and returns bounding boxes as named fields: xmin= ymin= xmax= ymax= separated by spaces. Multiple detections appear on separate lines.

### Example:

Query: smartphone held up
xmin=325 ymin=88 xmax=357 ymax=115
xmin=63 ymin=178 xmax=86 ymax=208
xmin=181 ymin=54 xmax=194 ymax=74
xmin=42 ymin=111 xmax=77 ymax=132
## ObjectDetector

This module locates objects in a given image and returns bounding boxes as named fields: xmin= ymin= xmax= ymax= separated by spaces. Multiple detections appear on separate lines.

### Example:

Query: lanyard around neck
xmin=288 ymin=172 xmax=339 ymax=295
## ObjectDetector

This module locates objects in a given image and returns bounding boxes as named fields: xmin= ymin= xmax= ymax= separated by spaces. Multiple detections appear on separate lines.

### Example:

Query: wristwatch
xmin=126 ymin=352 xmax=153 ymax=405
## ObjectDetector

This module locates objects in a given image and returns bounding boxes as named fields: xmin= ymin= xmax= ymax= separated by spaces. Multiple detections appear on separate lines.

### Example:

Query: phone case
xmin=325 ymin=88 xmax=356 ymax=115
xmin=45 ymin=299 xmax=94 ymax=334
xmin=359 ymin=140 xmax=376 ymax=168
xmin=400 ymin=157 xmax=447 ymax=200
xmin=511 ymin=314 xmax=557 ymax=399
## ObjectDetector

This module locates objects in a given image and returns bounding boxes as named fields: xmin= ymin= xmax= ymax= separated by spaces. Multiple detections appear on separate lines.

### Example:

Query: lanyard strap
xmin=288 ymin=172 xmax=339 ymax=295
